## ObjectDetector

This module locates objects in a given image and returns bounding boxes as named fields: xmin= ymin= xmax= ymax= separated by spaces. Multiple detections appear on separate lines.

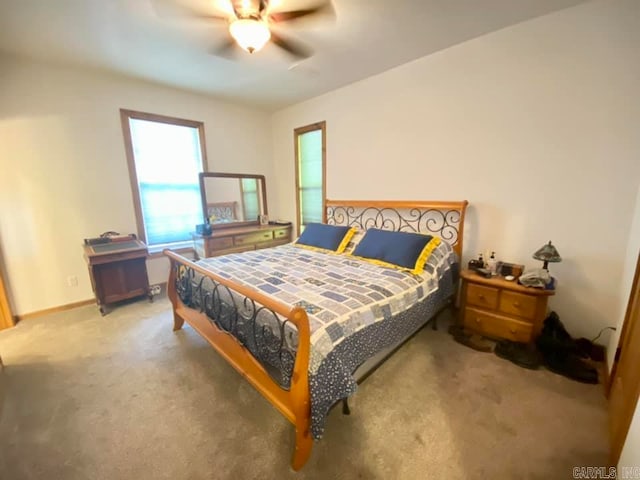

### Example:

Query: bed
xmin=164 ymin=199 xmax=468 ymax=470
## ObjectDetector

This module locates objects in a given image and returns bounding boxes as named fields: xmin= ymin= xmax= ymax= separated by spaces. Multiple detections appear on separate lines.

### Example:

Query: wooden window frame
xmin=294 ymin=121 xmax=326 ymax=236
xmin=120 ymin=109 xmax=209 ymax=245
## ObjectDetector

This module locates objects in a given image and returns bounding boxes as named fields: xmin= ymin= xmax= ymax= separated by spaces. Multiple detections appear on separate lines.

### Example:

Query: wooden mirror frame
xmin=199 ymin=172 xmax=268 ymax=230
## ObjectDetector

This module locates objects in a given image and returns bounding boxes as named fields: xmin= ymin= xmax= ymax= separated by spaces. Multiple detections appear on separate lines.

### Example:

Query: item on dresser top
xmin=468 ymin=258 xmax=483 ymax=271
xmin=196 ymin=223 xmax=212 ymax=235
xmin=475 ymin=267 xmax=492 ymax=278
xmin=532 ymin=240 xmax=562 ymax=271
xmin=486 ymin=251 xmax=497 ymax=275
xmin=518 ymin=268 xmax=552 ymax=289
xmin=496 ymin=261 xmax=525 ymax=279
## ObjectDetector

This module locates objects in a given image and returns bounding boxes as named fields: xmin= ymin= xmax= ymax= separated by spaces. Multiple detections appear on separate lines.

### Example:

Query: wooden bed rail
xmin=163 ymin=250 xmax=313 ymax=470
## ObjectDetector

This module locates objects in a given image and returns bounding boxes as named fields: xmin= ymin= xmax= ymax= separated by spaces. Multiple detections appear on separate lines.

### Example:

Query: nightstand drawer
xmin=466 ymin=283 xmax=499 ymax=309
xmin=464 ymin=307 xmax=533 ymax=343
xmin=234 ymin=231 xmax=274 ymax=245
xmin=207 ymin=237 xmax=234 ymax=250
xmin=499 ymin=291 xmax=537 ymax=320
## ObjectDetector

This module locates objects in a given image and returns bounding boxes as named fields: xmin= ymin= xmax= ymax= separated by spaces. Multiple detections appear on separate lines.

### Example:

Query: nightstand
xmin=458 ymin=269 xmax=555 ymax=343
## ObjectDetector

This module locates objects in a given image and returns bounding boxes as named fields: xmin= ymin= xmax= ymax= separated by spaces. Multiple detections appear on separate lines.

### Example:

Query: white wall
xmin=0 ymin=55 xmax=273 ymax=315
xmin=608 ymin=184 xmax=640 ymax=367
xmin=271 ymin=0 xmax=640 ymax=339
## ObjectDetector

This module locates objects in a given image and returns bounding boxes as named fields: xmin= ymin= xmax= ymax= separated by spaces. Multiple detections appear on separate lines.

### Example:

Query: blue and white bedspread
xmin=197 ymin=241 xmax=458 ymax=439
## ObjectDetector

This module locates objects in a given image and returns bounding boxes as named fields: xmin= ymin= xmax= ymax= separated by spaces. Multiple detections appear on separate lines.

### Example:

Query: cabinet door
xmin=95 ymin=262 xmax=128 ymax=304
xmin=124 ymin=258 xmax=149 ymax=296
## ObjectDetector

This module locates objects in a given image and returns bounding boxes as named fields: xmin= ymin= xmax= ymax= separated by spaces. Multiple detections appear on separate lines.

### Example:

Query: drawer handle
xmin=475 ymin=318 xmax=481 ymax=324
xmin=477 ymin=294 xmax=485 ymax=299
xmin=513 ymin=301 xmax=521 ymax=308
xmin=263 ymin=234 xmax=271 ymax=239
xmin=510 ymin=328 xmax=517 ymax=334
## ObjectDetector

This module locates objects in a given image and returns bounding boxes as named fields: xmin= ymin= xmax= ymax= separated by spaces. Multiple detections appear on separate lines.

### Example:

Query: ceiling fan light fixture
xmin=229 ymin=18 xmax=271 ymax=53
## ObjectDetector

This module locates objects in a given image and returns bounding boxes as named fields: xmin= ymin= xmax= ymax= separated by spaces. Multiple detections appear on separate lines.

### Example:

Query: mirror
xmin=199 ymin=172 xmax=268 ymax=229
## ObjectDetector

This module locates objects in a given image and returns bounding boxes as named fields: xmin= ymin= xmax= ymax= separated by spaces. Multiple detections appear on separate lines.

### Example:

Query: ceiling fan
xmin=155 ymin=0 xmax=335 ymax=59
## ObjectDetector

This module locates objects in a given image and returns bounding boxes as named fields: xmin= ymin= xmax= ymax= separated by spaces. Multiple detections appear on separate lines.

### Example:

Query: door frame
xmin=609 ymin=250 xmax=640 ymax=464
xmin=0 ymin=252 xmax=15 ymax=330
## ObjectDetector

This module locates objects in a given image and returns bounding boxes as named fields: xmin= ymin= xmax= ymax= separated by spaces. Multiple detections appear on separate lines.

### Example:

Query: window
xmin=294 ymin=121 xmax=326 ymax=234
xmin=120 ymin=110 xmax=208 ymax=247
xmin=240 ymin=178 xmax=260 ymax=221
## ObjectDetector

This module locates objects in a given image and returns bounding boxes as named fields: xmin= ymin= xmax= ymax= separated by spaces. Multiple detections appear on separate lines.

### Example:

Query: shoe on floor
xmin=449 ymin=325 xmax=493 ymax=352
xmin=543 ymin=352 xmax=599 ymax=384
xmin=494 ymin=340 xmax=542 ymax=370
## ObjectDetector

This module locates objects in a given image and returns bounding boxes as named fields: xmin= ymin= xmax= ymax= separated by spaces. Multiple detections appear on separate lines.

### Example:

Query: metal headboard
xmin=324 ymin=200 xmax=469 ymax=259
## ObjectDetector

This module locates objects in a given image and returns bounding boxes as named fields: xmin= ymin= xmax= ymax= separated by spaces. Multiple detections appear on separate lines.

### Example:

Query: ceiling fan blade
xmin=152 ymin=0 xmax=229 ymax=22
xmin=270 ymin=32 xmax=312 ymax=59
xmin=230 ymin=0 xmax=261 ymax=17
xmin=268 ymin=1 xmax=334 ymax=24
xmin=210 ymin=37 xmax=238 ymax=59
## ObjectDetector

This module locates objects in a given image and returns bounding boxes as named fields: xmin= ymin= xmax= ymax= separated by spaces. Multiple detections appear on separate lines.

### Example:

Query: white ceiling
xmin=0 ymin=0 xmax=588 ymax=111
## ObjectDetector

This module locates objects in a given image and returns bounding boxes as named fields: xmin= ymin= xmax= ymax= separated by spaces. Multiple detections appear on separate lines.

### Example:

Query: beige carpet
xmin=0 ymin=297 xmax=608 ymax=479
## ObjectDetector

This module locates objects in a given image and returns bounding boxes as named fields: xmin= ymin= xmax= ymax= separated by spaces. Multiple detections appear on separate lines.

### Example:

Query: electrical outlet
xmin=67 ymin=275 xmax=78 ymax=287
xmin=150 ymin=285 xmax=162 ymax=296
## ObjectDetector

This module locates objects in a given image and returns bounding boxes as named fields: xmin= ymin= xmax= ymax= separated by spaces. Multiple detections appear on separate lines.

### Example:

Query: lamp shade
xmin=229 ymin=19 xmax=271 ymax=53
xmin=533 ymin=241 xmax=562 ymax=269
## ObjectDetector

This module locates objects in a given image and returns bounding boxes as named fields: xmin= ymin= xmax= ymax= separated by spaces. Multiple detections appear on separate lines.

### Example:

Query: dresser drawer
xmin=464 ymin=307 xmax=532 ymax=343
xmin=234 ymin=230 xmax=274 ymax=246
xmin=466 ymin=283 xmax=499 ymax=309
xmin=273 ymin=228 xmax=290 ymax=240
xmin=206 ymin=236 xmax=234 ymax=250
xmin=499 ymin=291 xmax=537 ymax=320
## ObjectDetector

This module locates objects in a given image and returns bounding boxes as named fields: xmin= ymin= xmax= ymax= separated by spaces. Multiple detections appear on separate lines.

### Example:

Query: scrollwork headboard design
xmin=324 ymin=200 xmax=469 ymax=259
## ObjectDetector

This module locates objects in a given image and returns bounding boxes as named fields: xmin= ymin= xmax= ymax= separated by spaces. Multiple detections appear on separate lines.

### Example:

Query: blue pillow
xmin=351 ymin=229 xmax=440 ymax=274
xmin=295 ymin=223 xmax=356 ymax=253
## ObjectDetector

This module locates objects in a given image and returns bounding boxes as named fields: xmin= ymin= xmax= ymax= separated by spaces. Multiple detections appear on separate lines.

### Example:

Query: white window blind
xmin=128 ymin=118 xmax=204 ymax=246
xmin=297 ymin=128 xmax=323 ymax=228
xmin=241 ymin=178 xmax=260 ymax=221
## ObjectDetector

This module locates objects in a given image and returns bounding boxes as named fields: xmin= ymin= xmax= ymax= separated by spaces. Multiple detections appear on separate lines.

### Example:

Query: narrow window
xmin=294 ymin=121 xmax=326 ymax=234
xmin=240 ymin=178 xmax=260 ymax=222
xmin=120 ymin=110 xmax=208 ymax=248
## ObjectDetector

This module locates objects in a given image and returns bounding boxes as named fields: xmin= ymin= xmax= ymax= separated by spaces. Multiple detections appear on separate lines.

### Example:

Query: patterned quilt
xmin=197 ymin=241 xmax=459 ymax=438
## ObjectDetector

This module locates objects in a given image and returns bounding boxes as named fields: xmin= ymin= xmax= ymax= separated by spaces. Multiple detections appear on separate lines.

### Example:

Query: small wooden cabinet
xmin=193 ymin=224 xmax=293 ymax=259
xmin=459 ymin=269 xmax=555 ymax=343
xmin=84 ymin=239 xmax=150 ymax=315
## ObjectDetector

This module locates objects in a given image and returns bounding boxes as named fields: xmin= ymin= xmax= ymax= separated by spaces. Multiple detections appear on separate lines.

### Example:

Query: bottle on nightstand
xmin=487 ymin=251 xmax=497 ymax=276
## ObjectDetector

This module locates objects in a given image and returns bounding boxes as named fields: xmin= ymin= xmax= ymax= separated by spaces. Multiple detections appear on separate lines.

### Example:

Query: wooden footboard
xmin=163 ymin=250 xmax=312 ymax=470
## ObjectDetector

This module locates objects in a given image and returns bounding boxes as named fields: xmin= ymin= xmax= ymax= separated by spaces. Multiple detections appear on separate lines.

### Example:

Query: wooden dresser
xmin=84 ymin=238 xmax=150 ymax=315
xmin=459 ymin=269 xmax=555 ymax=343
xmin=193 ymin=224 xmax=293 ymax=259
